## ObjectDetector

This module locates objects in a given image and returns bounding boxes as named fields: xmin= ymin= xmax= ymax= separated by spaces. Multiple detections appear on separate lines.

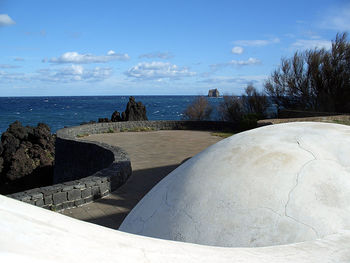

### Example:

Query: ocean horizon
xmin=0 ymin=95 xmax=224 ymax=134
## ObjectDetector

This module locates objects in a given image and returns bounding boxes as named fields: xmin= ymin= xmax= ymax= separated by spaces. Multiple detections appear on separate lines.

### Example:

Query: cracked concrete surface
xmin=282 ymin=136 xmax=319 ymax=238
xmin=120 ymin=122 xmax=350 ymax=248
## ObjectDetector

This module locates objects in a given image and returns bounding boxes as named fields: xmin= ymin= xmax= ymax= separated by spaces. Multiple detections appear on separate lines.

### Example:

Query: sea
xmin=0 ymin=96 xmax=226 ymax=135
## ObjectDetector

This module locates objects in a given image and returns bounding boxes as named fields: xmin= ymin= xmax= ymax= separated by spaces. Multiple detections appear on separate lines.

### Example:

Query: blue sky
xmin=0 ymin=0 xmax=349 ymax=96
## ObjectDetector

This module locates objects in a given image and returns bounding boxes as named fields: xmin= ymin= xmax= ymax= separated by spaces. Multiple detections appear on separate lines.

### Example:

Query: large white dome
xmin=120 ymin=122 xmax=350 ymax=247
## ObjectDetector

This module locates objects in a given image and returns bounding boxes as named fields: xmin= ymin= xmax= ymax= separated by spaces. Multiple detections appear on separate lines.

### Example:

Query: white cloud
xmin=232 ymin=38 xmax=280 ymax=47
xmin=321 ymin=4 xmax=350 ymax=31
xmin=0 ymin=65 xmax=112 ymax=83
xmin=139 ymin=52 xmax=173 ymax=59
xmin=231 ymin=46 xmax=243 ymax=54
xmin=291 ymin=39 xmax=332 ymax=50
xmin=211 ymin=57 xmax=261 ymax=70
xmin=14 ymin=57 xmax=24 ymax=61
xmin=126 ymin=61 xmax=195 ymax=80
xmin=48 ymin=50 xmax=130 ymax=64
xmin=0 ymin=71 xmax=29 ymax=82
xmin=0 ymin=64 xmax=20 ymax=69
xmin=0 ymin=14 xmax=15 ymax=27
xmin=38 ymin=65 xmax=112 ymax=82
xmin=199 ymin=75 xmax=267 ymax=85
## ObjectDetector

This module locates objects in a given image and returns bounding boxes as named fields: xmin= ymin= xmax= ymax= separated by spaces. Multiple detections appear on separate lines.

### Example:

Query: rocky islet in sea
xmin=99 ymin=96 xmax=148 ymax=123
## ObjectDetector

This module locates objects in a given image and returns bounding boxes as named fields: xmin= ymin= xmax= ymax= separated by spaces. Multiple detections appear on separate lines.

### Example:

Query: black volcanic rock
xmin=121 ymin=111 xmax=126 ymax=121
xmin=100 ymin=96 xmax=148 ymax=123
xmin=98 ymin=118 xmax=110 ymax=123
xmin=124 ymin=96 xmax=148 ymax=121
xmin=0 ymin=157 xmax=3 ymax=174
xmin=0 ymin=121 xmax=55 ymax=194
xmin=111 ymin=111 xmax=122 ymax=122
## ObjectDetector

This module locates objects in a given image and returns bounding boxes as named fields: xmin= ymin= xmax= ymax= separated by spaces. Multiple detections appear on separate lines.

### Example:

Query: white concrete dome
xmin=120 ymin=122 xmax=350 ymax=247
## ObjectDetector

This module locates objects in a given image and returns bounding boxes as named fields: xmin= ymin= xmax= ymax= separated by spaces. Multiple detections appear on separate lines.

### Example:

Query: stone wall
xmin=59 ymin=120 xmax=237 ymax=139
xmin=7 ymin=120 xmax=236 ymax=211
xmin=6 ymin=170 xmax=128 ymax=211
xmin=258 ymin=114 xmax=350 ymax=125
xmin=277 ymin=109 xmax=345 ymax=118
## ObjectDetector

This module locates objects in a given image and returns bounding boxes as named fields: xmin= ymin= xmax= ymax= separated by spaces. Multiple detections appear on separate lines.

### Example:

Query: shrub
xmin=218 ymin=85 xmax=268 ymax=122
xmin=182 ymin=96 xmax=213 ymax=120
xmin=241 ymin=85 xmax=269 ymax=119
xmin=264 ymin=32 xmax=350 ymax=113
xmin=218 ymin=95 xmax=244 ymax=122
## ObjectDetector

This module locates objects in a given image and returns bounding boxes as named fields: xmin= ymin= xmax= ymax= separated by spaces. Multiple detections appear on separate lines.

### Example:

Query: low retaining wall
xmin=7 ymin=123 xmax=133 ymax=211
xmin=6 ymin=171 xmax=127 ymax=211
xmin=61 ymin=120 xmax=237 ymax=139
xmin=258 ymin=114 xmax=350 ymax=125
xmin=277 ymin=109 xmax=345 ymax=118
xmin=7 ymin=120 xmax=236 ymax=211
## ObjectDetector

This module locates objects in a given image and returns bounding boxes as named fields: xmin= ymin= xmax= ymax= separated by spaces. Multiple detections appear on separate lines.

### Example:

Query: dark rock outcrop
xmin=104 ymin=96 xmax=148 ymax=122
xmin=123 ymin=96 xmax=148 ymax=121
xmin=111 ymin=111 xmax=122 ymax=122
xmin=0 ymin=121 xmax=55 ymax=194
xmin=98 ymin=118 xmax=110 ymax=123
xmin=208 ymin=88 xmax=220 ymax=97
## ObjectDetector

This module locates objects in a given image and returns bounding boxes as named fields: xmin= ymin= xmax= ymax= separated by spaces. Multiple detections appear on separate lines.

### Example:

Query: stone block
xmin=91 ymin=176 xmax=102 ymax=183
xmin=92 ymin=186 xmax=100 ymax=198
xmin=74 ymin=183 xmax=85 ymax=189
xmin=7 ymin=192 xmax=26 ymax=200
xmin=53 ymin=192 xmax=67 ymax=205
xmin=25 ymin=188 xmax=40 ymax=194
xmin=41 ymin=185 xmax=61 ymax=196
xmin=84 ymin=196 xmax=93 ymax=204
xmin=62 ymin=185 xmax=74 ymax=191
xmin=30 ymin=192 xmax=43 ymax=199
xmin=85 ymin=180 xmax=96 ymax=187
xmin=67 ymin=189 xmax=81 ymax=201
xmin=35 ymin=198 xmax=44 ymax=207
xmin=81 ymin=188 xmax=92 ymax=198
xmin=44 ymin=196 xmax=53 ymax=205
xmin=19 ymin=195 xmax=32 ymax=202
xmin=99 ymin=182 xmax=109 ymax=195
xmin=74 ymin=199 xmax=84 ymax=206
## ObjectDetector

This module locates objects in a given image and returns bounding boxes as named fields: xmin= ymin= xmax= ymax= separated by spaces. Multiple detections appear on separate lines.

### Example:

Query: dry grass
xmin=211 ymin=132 xmax=235 ymax=138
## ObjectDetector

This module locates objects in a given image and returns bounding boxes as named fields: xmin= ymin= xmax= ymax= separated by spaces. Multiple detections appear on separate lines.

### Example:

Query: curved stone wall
xmin=7 ymin=120 xmax=236 ymax=211
xmin=54 ymin=120 xmax=236 ymax=184
xmin=7 ymin=124 xmax=133 ymax=211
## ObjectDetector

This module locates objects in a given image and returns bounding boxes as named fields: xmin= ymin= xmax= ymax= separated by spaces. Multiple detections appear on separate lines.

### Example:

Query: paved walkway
xmin=60 ymin=130 xmax=223 ymax=229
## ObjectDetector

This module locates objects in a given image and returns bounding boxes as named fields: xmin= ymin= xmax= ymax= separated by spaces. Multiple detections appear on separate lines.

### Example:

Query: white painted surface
xmin=1 ymin=122 xmax=350 ymax=262
xmin=1 ymin=194 xmax=350 ymax=262
xmin=120 ymin=122 xmax=350 ymax=248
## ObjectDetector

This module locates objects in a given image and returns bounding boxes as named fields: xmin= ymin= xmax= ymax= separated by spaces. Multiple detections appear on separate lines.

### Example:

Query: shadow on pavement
xmin=83 ymin=162 xmax=186 ymax=229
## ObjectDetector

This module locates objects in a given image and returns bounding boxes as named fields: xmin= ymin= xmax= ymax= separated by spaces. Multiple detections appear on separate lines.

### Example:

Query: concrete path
xmin=60 ymin=130 xmax=223 ymax=229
